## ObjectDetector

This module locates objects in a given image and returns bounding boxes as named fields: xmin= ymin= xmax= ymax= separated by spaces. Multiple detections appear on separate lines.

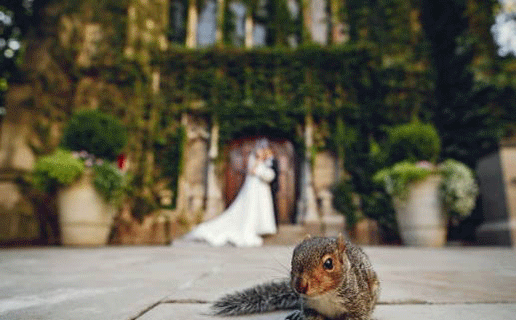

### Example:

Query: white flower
xmin=491 ymin=0 xmax=516 ymax=56
xmin=439 ymin=160 xmax=479 ymax=218
xmin=84 ymin=158 xmax=94 ymax=167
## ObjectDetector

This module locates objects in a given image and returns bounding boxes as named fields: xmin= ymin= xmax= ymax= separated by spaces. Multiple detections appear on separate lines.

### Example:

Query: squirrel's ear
xmin=304 ymin=234 xmax=312 ymax=240
xmin=337 ymin=233 xmax=346 ymax=253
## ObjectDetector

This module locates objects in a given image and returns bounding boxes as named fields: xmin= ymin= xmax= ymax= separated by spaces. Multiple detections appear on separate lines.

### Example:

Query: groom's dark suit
xmin=270 ymin=157 xmax=279 ymax=225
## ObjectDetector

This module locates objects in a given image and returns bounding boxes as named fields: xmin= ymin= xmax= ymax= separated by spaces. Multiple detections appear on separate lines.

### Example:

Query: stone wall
xmin=0 ymin=85 xmax=39 ymax=243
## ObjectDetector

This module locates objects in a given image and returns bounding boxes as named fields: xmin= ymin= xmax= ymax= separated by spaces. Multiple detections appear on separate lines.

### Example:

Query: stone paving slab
xmin=0 ymin=243 xmax=515 ymax=320
xmin=136 ymin=302 xmax=516 ymax=320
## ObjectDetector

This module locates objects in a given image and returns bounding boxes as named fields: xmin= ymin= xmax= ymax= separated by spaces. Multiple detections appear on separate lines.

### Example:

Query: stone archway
xmin=223 ymin=137 xmax=298 ymax=224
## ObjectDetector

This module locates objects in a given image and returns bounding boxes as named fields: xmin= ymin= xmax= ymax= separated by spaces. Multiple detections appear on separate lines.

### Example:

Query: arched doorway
xmin=224 ymin=137 xmax=298 ymax=224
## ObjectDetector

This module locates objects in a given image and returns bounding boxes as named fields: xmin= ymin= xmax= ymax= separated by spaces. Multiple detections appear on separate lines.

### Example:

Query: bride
xmin=185 ymin=140 xmax=277 ymax=247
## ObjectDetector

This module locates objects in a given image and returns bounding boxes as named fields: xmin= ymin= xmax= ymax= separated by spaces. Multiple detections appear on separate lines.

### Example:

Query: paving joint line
xmin=378 ymin=300 xmax=516 ymax=306
xmin=130 ymin=298 xmax=516 ymax=318
xmin=128 ymin=300 xmax=162 ymax=320
xmin=158 ymin=299 xmax=516 ymax=306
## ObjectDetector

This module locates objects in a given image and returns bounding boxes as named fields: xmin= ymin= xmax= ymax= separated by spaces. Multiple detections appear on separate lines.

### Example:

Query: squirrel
xmin=212 ymin=233 xmax=380 ymax=320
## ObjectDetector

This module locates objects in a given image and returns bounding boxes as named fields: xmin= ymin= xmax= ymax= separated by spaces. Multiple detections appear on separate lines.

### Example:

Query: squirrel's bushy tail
xmin=211 ymin=280 xmax=300 ymax=316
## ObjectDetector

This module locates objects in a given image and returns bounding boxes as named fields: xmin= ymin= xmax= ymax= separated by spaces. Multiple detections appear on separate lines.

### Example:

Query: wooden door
xmin=224 ymin=137 xmax=298 ymax=223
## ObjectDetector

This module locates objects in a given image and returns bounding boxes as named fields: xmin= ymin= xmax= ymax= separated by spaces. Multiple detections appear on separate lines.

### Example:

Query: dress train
xmin=184 ymin=154 xmax=277 ymax=247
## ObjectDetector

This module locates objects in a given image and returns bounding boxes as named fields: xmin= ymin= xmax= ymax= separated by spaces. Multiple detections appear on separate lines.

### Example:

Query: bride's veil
xmin=247 ymin=138 xmax=269 ymax=172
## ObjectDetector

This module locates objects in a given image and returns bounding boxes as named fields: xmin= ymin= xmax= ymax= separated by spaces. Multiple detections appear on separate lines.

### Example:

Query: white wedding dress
xmin=185 ymin=153 xmax=277 ymax=247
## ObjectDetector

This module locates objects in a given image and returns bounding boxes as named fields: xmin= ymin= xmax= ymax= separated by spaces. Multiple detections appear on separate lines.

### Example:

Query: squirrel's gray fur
xmin=212 ymin=235 xmax=380 ymax=320
xmin=212 ymin=280 xmax=299 ymax=315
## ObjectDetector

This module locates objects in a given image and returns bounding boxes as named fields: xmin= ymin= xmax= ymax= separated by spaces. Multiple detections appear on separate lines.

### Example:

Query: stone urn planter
xmin=393 ymin=175 xmax=446 ymax=247
xmin=57 ymin=170 xmax=116 ymax=246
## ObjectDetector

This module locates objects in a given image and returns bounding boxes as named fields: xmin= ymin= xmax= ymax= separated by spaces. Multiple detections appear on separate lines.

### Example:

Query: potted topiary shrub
xmin=33 ymin=109 xmax=128 ymax=246
xmin=373 ymin=121 xmax=478 ymax=247
xmin=374 ymin=160 xmax=445 ymax=246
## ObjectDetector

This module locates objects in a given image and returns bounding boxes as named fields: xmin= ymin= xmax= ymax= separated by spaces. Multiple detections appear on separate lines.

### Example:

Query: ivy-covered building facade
xmin=1 ymin=0 xmax=514 ymax=244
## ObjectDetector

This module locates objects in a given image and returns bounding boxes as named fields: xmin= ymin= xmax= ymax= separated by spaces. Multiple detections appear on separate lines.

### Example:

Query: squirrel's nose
xmin=294 ymin=278 xmax=308 ymax=294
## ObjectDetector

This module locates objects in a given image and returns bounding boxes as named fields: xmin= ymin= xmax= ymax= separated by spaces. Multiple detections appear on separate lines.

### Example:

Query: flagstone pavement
xmin=1 ymin=241 xmax=515 ymax=320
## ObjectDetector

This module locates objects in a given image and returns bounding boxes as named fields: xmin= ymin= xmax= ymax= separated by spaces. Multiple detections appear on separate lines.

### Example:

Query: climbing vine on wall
xmin=22 ymin=0 xmax=515 ymax=223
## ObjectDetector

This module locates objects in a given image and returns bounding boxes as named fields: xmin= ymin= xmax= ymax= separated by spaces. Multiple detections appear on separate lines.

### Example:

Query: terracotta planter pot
xmin=57 ymin=170 xmax=115 ymax=246
xmin=393 ymin=175 xmax=446 ymax=247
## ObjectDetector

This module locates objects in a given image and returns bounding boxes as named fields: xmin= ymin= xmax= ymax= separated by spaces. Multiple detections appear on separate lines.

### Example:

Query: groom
xmin=265 ymin=147 xmax=280 ymax=225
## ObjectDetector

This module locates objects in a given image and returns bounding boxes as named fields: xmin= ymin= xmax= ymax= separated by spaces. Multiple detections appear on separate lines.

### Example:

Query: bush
xmin=93 ymin=162 xmax=129 ymax=203
xmin=386 ymin=121 xmax=441 ymax=164
xmin=361 ymin=191 xmax=397 ymax=234
xmin=61 ymin=109 xmax=128 ymax=161
xmin=373 ymin=161 xmax=434 ymax=200
xmin=33 ymin=149 xmax=85 ymax=193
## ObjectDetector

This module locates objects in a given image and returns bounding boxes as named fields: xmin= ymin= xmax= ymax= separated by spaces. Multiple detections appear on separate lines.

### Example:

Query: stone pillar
xmin=500 ymin=141 xmax=516 ymax=246
xmin=313 ymin=150 xmax=345 ymax=237
xmin=299 ymin=114 xmax=320 ymax=234
xmin=175 ymin=113 xmax=189 ymax=218
xmin=186 ymin=0 xmax=198 ymax=48
xmin=0 ymin=86 xmax=38 ymax=243
xmin=476 ymin=140 xmax=516 ymax=247
xmin=175 ymin=113 xmax=209 ymax=225
xmin=301 ymin=0 xmax=313 ymax=43
xmin=245 ymin=12 xmax=253 ymax=48
xmin=204 ymin=118 xmax=223 ymax=221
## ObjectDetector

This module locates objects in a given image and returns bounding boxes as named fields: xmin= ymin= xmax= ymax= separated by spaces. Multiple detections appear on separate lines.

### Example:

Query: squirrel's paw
xmin=286 ymin=310 xmax=329 ymax=320
xmin=285 ymin=310 xmax=304 ymax=320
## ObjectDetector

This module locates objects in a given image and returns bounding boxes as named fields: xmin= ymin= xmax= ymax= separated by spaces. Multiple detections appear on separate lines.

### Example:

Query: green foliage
xmin=23 ymin=0 xmax=513 ymax=225
xmin=33 ymin=149 xmax=128 ymax=205
xmin=420 ymin=0 xmax=508 ymax=168
xmin=61 ymin=109 xmax=128 ymax=161
xmin=386 ymin=121 xmax=441 ymax=164
xmin=361 ymin=191 xmax=397 ymax=233
xmin=0 ymin=2 xmax=34 ymax=109
xmin=374 ymin=161 xmax=434 ymax=200
xmin=33 ymin=149 xmax=85 ymax=193
xmin=158 ymin=46 xmax=373 ymax=144
xmin=260 ymin=0 xmax=298 ymax=47
xmin=153 ymin=126 xmax=185 ymax=209
xmin=331 ymin=179 xmax=359 ymax=228
xmin=93 ymin=162 xmax=129 ymax=204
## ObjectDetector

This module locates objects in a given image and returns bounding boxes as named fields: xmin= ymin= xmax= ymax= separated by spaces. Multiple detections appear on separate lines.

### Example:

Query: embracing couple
xmin=185 ymin=139 xmax=279 ymax=247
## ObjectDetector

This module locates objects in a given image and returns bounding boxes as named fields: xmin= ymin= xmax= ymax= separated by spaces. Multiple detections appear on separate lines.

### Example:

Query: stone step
xmin=263 ymin=224 xmax=309 ymax=246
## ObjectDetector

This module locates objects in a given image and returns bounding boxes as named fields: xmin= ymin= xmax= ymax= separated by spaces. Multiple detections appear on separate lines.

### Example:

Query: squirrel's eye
xmin=323 ymin=258 xmax=333 ymax=270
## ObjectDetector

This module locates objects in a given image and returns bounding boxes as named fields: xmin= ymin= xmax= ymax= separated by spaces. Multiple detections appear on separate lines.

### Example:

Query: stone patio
xmin=0 ymin=243 xmax=515 ymax=320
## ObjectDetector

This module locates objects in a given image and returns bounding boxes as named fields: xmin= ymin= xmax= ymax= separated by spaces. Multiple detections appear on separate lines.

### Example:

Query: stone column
xmin=499 ymin=140 xmax=516 ymax=246
xmin=301 ymin=0 xmax=313 ymax=43
xmin=204 ymin=118 xmax=223 ymax=221
xmin=175 ymin=113 xmax=209 ymax=224
xmin=245 ymin=11 xmax=253 ymax=48
xmin=174 ymin=113 xmax=189 ymax=218
xmin=299 ymin=114 xmax=320 ymax=233
xmin=186 ymin=0 xmax=198 ymax=48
